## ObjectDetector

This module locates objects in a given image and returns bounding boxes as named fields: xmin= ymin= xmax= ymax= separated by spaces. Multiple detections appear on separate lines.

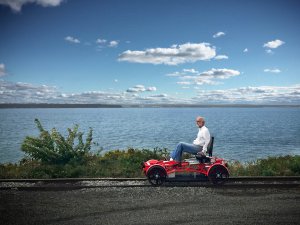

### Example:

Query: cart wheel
xmin=208 ymin=165 xmax=229 ymax=185
xmin=147 ymin=167 xmax=166 ymax=186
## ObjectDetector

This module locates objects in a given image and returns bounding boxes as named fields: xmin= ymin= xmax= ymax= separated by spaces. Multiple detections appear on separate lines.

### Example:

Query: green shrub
xmin=21 ymin=119 xmax=93 ymax=165
xmin=95 ymin=148 xmax=169 ymax=177
xmin=229 ymin=155 xmax=300 ymax=176
xmin=0 ymin=147 xmax=170 ymax=178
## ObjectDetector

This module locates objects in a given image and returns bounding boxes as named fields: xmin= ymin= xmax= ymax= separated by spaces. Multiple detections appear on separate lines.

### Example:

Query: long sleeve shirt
xmin=193 ymin=126 xmax=211 ymax=153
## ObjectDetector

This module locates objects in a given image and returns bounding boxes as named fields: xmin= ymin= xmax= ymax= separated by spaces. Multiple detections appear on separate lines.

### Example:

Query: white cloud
xmin=200 ymin=68 xmax=240 ymax=79
xmin=195 ymin=68 xmax=240 ymax=86
xmin=96 ymin=38 xmax=119 ymax=48
xmin=243 ymin=48 xmax=248 ymax=53
xmin=0 ymin=0 xmax=64 ymax=12
xmin=264 ymin=68 xmax=281 ymax=73
xmin=183 ymin=69 xmax=198 ymax=74
xmin=118 ymin=42 xmax=216 ymax=65
xmin=214 ymin=55 xmax=228 ymax=60
xmin=213 ymin=32 xmax=225 ymax=38
xmin=149 ymin=94 xmax=168 ymax=98
xmin=146 ymin=86 xmax=157 ymax=92
xmin=0 ymin=80 xmax=59 ymax=103
xmin=177 ymin=81 xmax=191 ymax=85
xmin=194 ymin=85 xmax=300 ymax=104
xmin=1 ymin=80 xmax=299 ymax=104
xmin=170 ymin=68 xmax=240 ymax=87
xmin=265 ymin=49 xmax=274 ymax=54
xmin=65 ymin=36 xmax=80 ymax=44
xmin=109 ymin=40 xmax=119 ymax=47
xmin=114 ymin=79 xmax=118 ymax=83
xmin=166 ymin=71 xmax=182 ymax=77
xmin=0 ymin=64 xmax=6 ymax=77
xmin=126 ymin=85 xmax=157 ymax=93
xmin=96 ymin=39 xmax=107 ymax=44
xmin=263 ymin=39 xmax=285 ymax=49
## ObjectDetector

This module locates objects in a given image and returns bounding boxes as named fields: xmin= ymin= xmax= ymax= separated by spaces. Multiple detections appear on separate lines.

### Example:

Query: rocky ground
xmin=1 ymin=185 xmax=300 ymax=225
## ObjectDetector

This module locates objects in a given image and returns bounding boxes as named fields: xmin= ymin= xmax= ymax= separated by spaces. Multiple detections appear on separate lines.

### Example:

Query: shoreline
xmin=1 ymin=103 xmax=300 ymax=109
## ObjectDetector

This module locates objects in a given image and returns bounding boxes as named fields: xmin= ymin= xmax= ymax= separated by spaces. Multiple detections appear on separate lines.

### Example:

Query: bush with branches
xmin=21 ymin=119 xmax=93 ymax=165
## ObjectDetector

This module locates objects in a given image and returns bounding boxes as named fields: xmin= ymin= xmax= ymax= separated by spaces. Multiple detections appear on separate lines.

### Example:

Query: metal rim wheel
xmin=147 ymin=167 xmax=166 ymax=186
xmin=208 ymin=165 xmax=229 ymax=185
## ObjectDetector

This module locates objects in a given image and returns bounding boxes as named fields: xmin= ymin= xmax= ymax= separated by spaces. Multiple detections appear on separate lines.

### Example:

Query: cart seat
xmin=195 ymin=136 xmax=214 ymax=163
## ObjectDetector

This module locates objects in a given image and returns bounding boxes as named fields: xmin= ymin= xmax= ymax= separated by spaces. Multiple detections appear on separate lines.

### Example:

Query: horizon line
xmin=0 ymin=103 xmax=300 ymax=108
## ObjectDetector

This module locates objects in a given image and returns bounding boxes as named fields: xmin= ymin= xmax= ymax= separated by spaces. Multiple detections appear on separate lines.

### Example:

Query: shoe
xmin=163 ymin=156 xmax=173 ymax=161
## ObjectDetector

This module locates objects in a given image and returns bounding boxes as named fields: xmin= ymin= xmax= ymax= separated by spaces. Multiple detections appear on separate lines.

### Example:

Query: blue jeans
xmin=170 ymin=142 xmax=203 ymax=161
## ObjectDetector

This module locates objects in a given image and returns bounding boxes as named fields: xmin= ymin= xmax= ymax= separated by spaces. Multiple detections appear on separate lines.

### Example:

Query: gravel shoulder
xmin=1 ymin=186 xmax=300 ymax=225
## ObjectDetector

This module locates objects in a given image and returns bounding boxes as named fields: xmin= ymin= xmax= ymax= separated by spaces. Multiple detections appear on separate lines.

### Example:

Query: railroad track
xmin=1 ymin=177 xmax=300 ymax=190
xmin=1 ymin=176 xmax=300 ymax=182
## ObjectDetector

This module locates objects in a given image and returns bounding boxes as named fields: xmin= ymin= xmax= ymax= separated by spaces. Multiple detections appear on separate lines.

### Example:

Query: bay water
xmin=0 ymin=107 xmax=299 ymax=163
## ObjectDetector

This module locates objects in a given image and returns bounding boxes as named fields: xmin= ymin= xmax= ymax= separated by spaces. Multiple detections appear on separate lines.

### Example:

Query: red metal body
xmin=142 ymin=156 xmax=229 ymax=185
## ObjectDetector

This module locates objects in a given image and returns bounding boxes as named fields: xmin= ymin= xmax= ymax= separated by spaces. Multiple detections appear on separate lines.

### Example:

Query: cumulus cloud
xmin=263 ymin=39 xmax=285 ymax=49
xmin=0 ymin=80 xmax=60 ymax=103
xmin=213 ymin=32 xmax=225 ymax=38
xmin=166 ymin=71 xmax=182 ymax=77
xmin=1 ymin=80 xmax=299 ymax=105
xmin=200 ymin=68 xmax=240 ymax=79
xmin=265 ymin=49 xmax=274 ymax=55
xmin=0 ymin=0 xmax=64 ymax=12
xmin=182 ymin=69 xmax=198 ymax=74
xmin=196 ymin=68 xmax=240 ymax=85
xmin=243 ymin=48 xmax=248 ymax=53
xmin=146 ymin=86 xmax=157 ymax=92
xmin=177 ymin=81 xmax=191 ymax=85
xmin=96 ymin=38 xmax=119 ymax=49
xmin=65 ymin=36 xmax=80 ymax=44
xmin=0 ymin=64 xmax=6 ymax=77
xmin=118 ymin=42 xmax=216 ymax=65
xmin=169 ymin=68 xmax=240 ymax=86
xmin=214 ymin=55 xmax=228 ymax=60
xmin=194 ymin=85 xmax=300 ymax=104
xmin=264 ymin=68 xmax=281 ymax=73
xmin=126 ymin=85 xmax=157 ymax=93
xmin=96 ymin=39 xmax=107 ymax=44
xmin=149 ymin=94 xmax=168 ymax=98
xmin=109 ymin=40 xmax=119 ymax=47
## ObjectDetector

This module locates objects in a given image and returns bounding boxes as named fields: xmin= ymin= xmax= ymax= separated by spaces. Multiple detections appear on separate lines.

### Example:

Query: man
xmin=170 ymin=116 xmax=211 ymax=162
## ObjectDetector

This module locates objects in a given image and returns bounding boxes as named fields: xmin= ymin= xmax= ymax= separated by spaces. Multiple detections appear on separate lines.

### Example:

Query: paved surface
xmin=1 ymin=186 xmax=300 ymax=225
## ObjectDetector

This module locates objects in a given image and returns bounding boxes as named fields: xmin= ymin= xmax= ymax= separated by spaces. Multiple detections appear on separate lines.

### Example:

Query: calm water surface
xmin=0 ymin=107 xmax=300 ymax=163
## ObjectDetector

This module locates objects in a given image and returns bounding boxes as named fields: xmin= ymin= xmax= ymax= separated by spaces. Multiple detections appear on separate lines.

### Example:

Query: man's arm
xmin=202 ymin=129 xmax=211 ymax=154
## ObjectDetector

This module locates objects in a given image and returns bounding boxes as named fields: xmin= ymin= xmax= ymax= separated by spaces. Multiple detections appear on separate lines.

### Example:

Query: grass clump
xmin=228 ymin=155 xmax=300 ymax=176
xmin=0 ymin=148 xmax=168 ymax=179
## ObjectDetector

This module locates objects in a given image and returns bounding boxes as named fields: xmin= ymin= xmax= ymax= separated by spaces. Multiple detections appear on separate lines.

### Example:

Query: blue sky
xmin=0 ymin=0 xmax=300 ymax=104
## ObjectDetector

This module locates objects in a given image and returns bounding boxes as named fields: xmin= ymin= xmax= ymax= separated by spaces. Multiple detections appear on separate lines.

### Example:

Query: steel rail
xmin=0 ymin=183 xmax=299 ymax=191
xmin=0 ymin=176 xmax=300 ymax=191
xmin=0 ymin=177 xmax=146 ymax=183
xmin=1 ymin=176 xmax=300 ymax=183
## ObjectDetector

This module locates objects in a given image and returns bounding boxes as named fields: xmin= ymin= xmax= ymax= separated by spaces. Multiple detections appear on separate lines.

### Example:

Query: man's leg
xmin=170 ymin=142 xmax=201 ymax=161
